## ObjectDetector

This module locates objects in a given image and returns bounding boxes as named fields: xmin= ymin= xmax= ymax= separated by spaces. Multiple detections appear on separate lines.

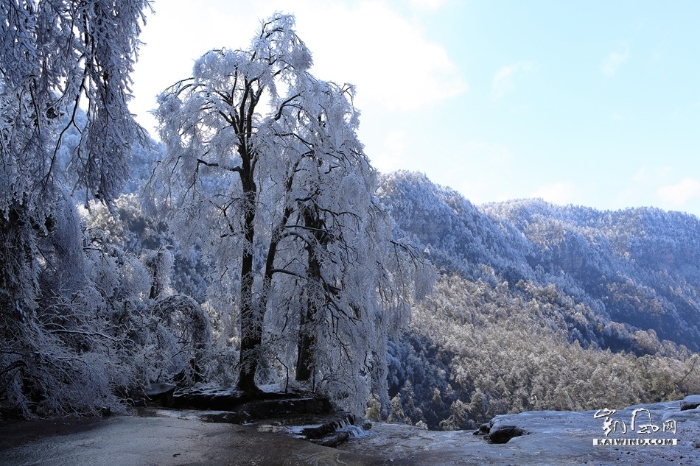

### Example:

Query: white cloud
xmin=611 ymin=112 xmax=625 ymax=121
xmin=373 ymin=130 xmax=409 ymax=173
xmin=447 ymin=140 xmax=515 ymax=205
xmin=633 ymin=166 xmax=672 ymax=184
xmin=409 ymin=0 xmax=447 ymax=11
xmin=465 ymin=140 xmax=512 ymax=167
xmin=492 ymin=61 xmax=535 ymax=99
xmin=657 ymin=178 xmax=700 ymax=206
xmin=295 ymin=1 xmax=467 ymax=111
xmin=600 ymin=45 xmax=629 ymax=76
xmin=531 ymin=182 xmax=576 ymax=205
xmin=130 ymin=0 xmax=468 ymax=134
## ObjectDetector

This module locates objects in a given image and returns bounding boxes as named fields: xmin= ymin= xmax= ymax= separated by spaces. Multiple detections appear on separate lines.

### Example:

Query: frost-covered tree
xmin=0 ymin=0 xmax=151 ymax=418
xmin=153 ymin=14 xmax=409 ymax=405
xmin=0 ymin=0 xmax=149 ymax=310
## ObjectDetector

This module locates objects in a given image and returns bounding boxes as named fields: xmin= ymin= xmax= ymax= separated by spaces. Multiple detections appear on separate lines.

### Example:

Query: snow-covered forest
xmin=1 ymin=3 xmax=699 ymax=429
xmin=381 ymin=172 xmax=700 ymax=428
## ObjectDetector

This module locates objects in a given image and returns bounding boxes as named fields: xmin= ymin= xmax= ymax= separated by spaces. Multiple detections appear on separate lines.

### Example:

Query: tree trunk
xmin=237 ymin=161 xmax=262 ymax=396
xmin=237 ymin=222 xmax=261 ymax=394
xmin=295 ymin=296 xmax=317 ymax=381
xmin=296 ymin=207 xmax=324 ymax=382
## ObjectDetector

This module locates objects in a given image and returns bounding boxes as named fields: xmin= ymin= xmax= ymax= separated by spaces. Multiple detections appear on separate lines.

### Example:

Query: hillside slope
xmin=380 ymin=170 xmax=700 ymax=353
xmin=378 ymin=171 xmax=700 ymax=428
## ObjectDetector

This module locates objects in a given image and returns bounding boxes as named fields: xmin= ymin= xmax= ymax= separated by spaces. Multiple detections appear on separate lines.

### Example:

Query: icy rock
xmin=144 ymin=383 xmax=177 ymax=405
xmin=311 ymin=431 xmax=351 ymax=447
xmin=199 ymin=411 xmax=247 ymax=423
xmin=487 ymin=425 xmax=526 ymax=444
xmin=474 ymin=422 xmax=490 ymax=435
xmin=144 ymin=383 xmax=177 ymax=397
xmin=680 ymin=394 xmax=700 ymax=411
xmin=302 ymin=412 xmax=356 ymax=439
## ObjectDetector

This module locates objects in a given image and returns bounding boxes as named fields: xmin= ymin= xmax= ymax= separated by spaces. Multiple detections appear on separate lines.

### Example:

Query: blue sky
xmin=130 ymin=0 xmax=700 ymax=217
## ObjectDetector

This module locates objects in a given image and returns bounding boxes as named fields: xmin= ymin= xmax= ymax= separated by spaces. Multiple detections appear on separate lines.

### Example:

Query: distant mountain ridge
xmin=379 ymin=170 xmax=700 ymax=354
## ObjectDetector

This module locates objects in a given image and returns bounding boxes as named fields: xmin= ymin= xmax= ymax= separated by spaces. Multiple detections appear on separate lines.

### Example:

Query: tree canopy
xmin=1 ymin=0 xmax=153 ymax=418
xmin=1 ymin=0 xmax=149 ymax=310
xmin=153 ymin=13 xmax=410 ymax=407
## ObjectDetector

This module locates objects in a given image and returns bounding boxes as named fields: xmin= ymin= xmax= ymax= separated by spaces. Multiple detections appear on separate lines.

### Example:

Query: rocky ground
xmin=339 ymin=396 xmax=700 ymax=465
xmin=1 ymin=395 xmax=699 ymax=465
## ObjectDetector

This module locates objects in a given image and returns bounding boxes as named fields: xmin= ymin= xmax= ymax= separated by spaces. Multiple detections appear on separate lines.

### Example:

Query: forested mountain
xmin=379 ymin=171 xmax=700 ymax=429
xmin=382 ymin=170 xmax=700 ymax=354
xmin=486 ymin=199 xmax=700 ymax=352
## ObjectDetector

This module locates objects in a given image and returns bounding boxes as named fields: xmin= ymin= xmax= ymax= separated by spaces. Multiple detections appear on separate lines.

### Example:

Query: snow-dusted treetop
xmin=154 ymin=13 xmax=395 ymax=403
xmin=0 ymin=0 xmax=150 ymax=207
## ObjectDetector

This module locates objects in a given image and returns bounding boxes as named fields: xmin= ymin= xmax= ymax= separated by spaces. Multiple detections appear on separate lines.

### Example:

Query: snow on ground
xmin=1 ymin=397 xmax=698 ymax=465
xmin=338 ymin=398 xmax=700 ymax=465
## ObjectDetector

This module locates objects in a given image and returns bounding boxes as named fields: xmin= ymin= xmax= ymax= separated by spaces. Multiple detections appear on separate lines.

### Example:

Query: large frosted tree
xmin=0 ymin=0 xmax=151 ymax=417
xmin=1 ymin=0 xmax=149 ymax=308
xmin=154 ymin=14 xmax=408 ymax=404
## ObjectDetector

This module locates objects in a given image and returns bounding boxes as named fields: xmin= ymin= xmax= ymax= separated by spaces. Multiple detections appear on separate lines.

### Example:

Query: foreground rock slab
xmin=338 ymin=396 xmax=700 ymax=465
xmin=1 ymin=396 xmax=699 ymax=465
xmin=0 ymin=410 xmax=376 ymax=466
